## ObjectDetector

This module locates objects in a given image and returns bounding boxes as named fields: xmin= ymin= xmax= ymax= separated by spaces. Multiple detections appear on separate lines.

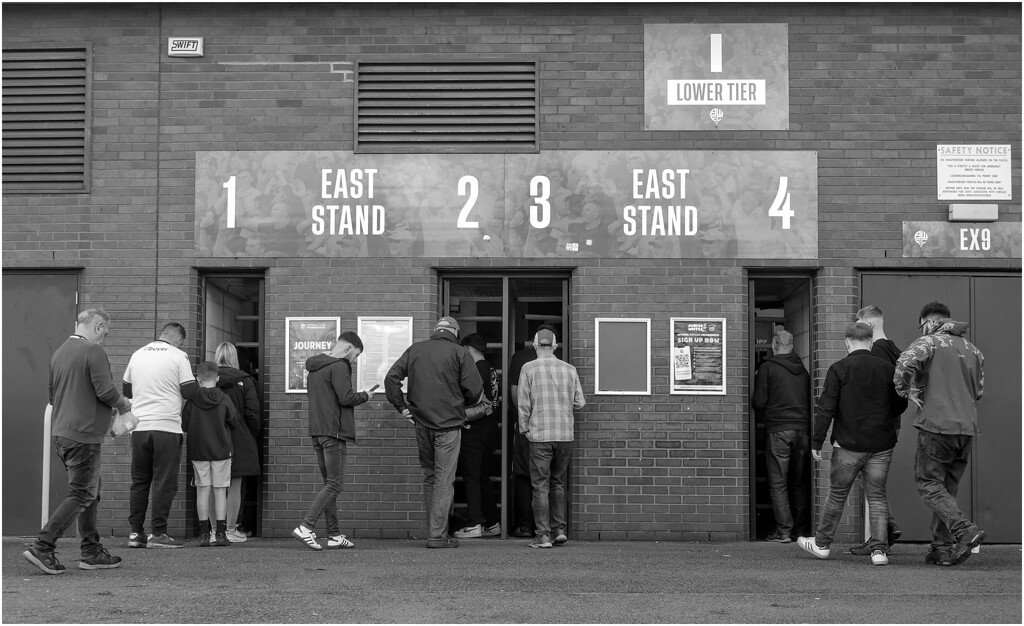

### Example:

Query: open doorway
xmin=440 ymin=272 xmax=570 ymax=538
xmin=200 ymin=273 xmax=265 ymax=536
xmin=748 ymin=273 xmax=814 ymax=541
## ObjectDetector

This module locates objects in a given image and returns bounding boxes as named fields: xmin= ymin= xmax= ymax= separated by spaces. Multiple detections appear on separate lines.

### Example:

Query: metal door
xmin=2 ymin=271 xmax=78 ymax=535
xmin=971 ymin=276 xmax=1022 ymax=542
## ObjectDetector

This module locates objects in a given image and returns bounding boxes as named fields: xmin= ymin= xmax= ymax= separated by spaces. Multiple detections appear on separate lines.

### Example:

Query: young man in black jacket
xmin=797 ymin=323 xmax=908 ymax=566
xmin=751 ymin=329 xmax=811 ymax=543
xmin=292 ymin=331 xmax=371 ymax=551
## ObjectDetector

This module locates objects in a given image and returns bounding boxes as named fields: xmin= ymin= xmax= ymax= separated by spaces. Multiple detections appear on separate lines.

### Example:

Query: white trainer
xmin=327 ymin=534 xmax=355 ymax=549
xmin=291 ymin=525 xmax=323 ymax=551
xmin=225 ymin=529 xmax=248 ymax=543
xmin=871 ymin=550 xmax=889 ymax=566
xmin=797 ymin=536 xmax=830 ymax=559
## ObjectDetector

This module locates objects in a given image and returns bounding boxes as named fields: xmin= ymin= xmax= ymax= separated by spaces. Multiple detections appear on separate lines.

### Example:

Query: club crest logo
xmin=914 ymin=230 xmax=929 ymax=247
xmin=709 ymin=108 xmax=724 ymax=127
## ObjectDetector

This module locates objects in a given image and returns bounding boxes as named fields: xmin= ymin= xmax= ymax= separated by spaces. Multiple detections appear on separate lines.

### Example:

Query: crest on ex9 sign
xmin=168 ymin=37 xmax=204 ymax=57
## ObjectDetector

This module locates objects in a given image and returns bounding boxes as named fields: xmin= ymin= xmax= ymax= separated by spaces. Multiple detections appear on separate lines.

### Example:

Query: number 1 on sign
xmin=223 ymin=176 xmax=236 ymax=228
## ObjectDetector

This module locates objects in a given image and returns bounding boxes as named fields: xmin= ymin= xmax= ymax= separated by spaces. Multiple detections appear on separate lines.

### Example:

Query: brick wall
xmin=3 ymin=3 xmax=1020 ymax=541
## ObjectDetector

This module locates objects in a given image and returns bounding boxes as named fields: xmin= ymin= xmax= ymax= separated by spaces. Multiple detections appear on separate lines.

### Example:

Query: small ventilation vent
xmin=355 ymin=61 xmax=538 ymax=153
xmin=2 ymin=46 xmax=90 ymax=193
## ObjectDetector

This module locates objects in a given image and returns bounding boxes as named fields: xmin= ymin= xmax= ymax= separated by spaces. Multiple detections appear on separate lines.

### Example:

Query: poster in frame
xmin=285 ymin=317 xmax=340 ymax=394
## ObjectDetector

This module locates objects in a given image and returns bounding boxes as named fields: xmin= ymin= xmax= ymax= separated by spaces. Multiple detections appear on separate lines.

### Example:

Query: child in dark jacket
xmin=182 ymin=361 xmax=238 ymax=547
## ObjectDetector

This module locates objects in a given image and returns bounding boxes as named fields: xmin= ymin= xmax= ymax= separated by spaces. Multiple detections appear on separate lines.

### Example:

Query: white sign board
xmin=937 ymin=145 xmax=1012 ymax=200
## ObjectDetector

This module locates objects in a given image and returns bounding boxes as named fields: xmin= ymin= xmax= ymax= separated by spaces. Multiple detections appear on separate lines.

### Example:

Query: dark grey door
xmin=2 ymin=271 xmax=78 ymax=535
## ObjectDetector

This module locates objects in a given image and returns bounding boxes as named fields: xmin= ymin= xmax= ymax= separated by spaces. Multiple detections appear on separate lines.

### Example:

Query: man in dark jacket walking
xmin=292 ymin=331 xmax=371 ymax=551
xmin=895 ymin=301 xmax=985 ymax=567
xmin=797 ymin=323 xmax=908 ymax=566
xmin=385 ymin=316 xmax=484 ymax=548
xmin=751 ymin=329 xmax=811 ymax=542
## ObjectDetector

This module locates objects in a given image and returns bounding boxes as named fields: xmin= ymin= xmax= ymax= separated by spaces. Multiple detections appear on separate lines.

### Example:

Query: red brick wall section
xmin=2 ymin=3 xmax=1020 ymax=540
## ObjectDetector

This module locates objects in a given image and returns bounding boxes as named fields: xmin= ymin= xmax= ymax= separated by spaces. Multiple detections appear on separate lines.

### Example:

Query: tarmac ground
xmin=3 ymin=535 xmax=1021 ymax=624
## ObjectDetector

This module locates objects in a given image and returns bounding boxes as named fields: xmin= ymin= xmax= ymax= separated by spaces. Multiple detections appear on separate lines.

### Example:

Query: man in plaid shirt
xmin=517 ymin=328 xmax=586 ymax=548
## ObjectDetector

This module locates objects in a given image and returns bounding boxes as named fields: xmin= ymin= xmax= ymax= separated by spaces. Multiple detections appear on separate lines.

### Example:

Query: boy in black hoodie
xmin=292 ymin=331 xmax=372 ymax=551
xmin=181 ymin=362 xmax=238 ymax=547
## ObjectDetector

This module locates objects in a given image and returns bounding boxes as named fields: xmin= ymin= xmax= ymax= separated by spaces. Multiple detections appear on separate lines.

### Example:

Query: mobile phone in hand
xmin=368 ymin=384 xmax=380 ymax=393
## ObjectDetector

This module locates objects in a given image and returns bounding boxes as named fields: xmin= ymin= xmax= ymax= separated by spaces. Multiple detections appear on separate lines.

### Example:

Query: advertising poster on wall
xmin=285 ymin=317 xmax=340 ymax=394
xmin=195 ymin=150 xmax=816 ymax=260
xmin=670 ymin=318 xmax=727 ymax=395
xmin=356 ymin=316 xmax=413 ymax=394
xmin=644 ymin=23 xmax=789 ymax=131
xmin=902 ymin=221 xmax=1022 ymax=258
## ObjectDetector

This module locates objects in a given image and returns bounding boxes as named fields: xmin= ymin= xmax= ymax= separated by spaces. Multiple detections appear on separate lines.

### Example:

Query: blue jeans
xmin=129 ymin=430 xmax=182 ymax=535
xmin=35 ymin=437 xmax=104 ymax=556
xmin=915 ymin=429 xmax=973 ymax=550
xmin=415 ymin=424 xmax=461 ymax=540
xmin=302 ymin=436 xmax=348 ymax=536
xmin=766 ymin=429 xmax=811 ymax=537
xmin=529 ymin=441 xmax=572 ymax=537
xmin=815 ymin=446 xmax=893 ymax=551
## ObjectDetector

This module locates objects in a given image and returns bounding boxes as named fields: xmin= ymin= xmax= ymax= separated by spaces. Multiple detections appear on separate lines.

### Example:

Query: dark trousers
xmin=129 ymin=430 xmax=182 ymax=535
xmin=35 ymin=437 xmax=104 ymax=556
xmin=529 ymin=440 xmax=572 ymax=537
xmin=301 ymin=436 xmax=348 ymax=536
xmin=766 ymin=429 xmax=811 ymax=537
xmin=915 ymin=429 xmax=974 ymax=550
xmin=458 ymin=419 xmax=499 ymax=527
xmin=415 ymin=424 xmax=461 ymax=539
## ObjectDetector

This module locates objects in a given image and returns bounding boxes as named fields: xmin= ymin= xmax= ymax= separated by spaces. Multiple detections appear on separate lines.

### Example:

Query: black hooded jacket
xmin=216 ymin=366 xmax=261 ymax=476
xmin=751 ymin=352 xmax=811 ymax=433
xmin=870 ymin=338 xmax=902 ymax=366
xmin=182 ymin=387 xmax=238 ymax=461
xmin=305 ymin=353 xmax=369 ymax=442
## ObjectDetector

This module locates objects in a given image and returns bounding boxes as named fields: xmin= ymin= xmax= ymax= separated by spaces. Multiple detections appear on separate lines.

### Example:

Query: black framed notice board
xmin=594 ymin=318 xmax=651 ymax=394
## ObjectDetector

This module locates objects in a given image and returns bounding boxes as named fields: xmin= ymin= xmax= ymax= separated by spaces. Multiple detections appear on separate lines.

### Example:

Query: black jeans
xmin=301 ymin=436 xmax=347 ymax=536
xmin=915 ymin=429 xmax=973 ymax=550
xmin=765 ymin=429 xmax=811 ymax=537
xmin=35 ymin=437 xmax=104 ymax=556
xmin=129 ymin=430 xmax=183 ymax=535
xmin=458 ymin=418 xmax=499 ymax=527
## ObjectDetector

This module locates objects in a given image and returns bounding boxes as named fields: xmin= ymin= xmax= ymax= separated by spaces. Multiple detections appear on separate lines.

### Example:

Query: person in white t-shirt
xmin=123 ymin=323 xmax=197 ymax=549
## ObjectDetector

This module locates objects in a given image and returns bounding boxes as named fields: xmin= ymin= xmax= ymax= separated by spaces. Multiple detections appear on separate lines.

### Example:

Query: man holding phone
xmin=292 ymin=331 xmax=373 ymax=551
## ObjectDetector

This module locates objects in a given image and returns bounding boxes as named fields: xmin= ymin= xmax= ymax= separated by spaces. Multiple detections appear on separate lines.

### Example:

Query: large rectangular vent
xmin=355 ymin=61 xmax=538 ymax=153
xmin=2 ymin=46 xmax=90 ymax=193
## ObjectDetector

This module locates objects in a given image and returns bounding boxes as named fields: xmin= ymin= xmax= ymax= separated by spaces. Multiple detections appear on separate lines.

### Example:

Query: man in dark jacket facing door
xmin=751 ymin=329 xmax=812 ymax=543
xmin=292 ymin=331 xmax=371 ymax=551
xmin=385 ymin=316 xmax=484 ymax=548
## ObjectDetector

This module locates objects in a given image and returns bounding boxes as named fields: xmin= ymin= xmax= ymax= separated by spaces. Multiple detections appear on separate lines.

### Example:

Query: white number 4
xmin=768 ymin=176 xmax=794 ymax=230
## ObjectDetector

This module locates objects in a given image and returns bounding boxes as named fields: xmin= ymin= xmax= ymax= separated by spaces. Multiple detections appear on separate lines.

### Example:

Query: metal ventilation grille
xmin=2 ymin=47 xmax=90 ymax=193
xmin=355 ymin=61 xmax=538 ymax=153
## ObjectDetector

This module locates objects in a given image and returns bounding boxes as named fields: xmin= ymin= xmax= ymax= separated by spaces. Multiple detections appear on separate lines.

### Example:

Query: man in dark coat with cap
xmin=385 ymin=316 xmax=484 ymax=548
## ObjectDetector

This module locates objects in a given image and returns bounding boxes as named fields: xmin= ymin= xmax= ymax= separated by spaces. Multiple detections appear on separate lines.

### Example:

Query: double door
xmin=440 ymin=273 xmax=570 ymax=537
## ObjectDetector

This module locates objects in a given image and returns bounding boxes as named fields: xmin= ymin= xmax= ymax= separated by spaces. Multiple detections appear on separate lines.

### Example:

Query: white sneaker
xmin=291 ymin=525 xmax=323 ymax=551
xmin=225 ymin=529 xmax=248 ymax=543
xmin=871 ymin=550 xmax=889 ymax=566
xmin=797 ymin=536 xmax=830 ymax=559
xmin=327 ymin=534 xmax=355 ymax=549
xmin=454 ymin=524 xmax=482 ymax=538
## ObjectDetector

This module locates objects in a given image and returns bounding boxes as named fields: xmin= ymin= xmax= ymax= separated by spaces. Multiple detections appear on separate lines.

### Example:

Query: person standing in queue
xmin=23 ymin=308 xmax=133 ymax=575
xmin=385 ymin=316 xmax=484 ymax=549
xmin=517 ymin=328 xmax=586 ymax=548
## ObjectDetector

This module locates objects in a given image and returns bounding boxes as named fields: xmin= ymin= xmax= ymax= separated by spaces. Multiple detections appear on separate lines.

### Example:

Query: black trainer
xmin=79 ymin=548 xmax=122 ymax=570
xmin=951 ymin=526 xmax=985 ymax=565
xmin=925 ymin=548 xmax=955 ymax=566
xmin=23 ymin=547 xmax=66 ymax=575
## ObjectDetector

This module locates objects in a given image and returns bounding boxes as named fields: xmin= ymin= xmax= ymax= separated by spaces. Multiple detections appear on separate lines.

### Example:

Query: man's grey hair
xmin=772 ymin=330 xmax=794 ymax=350
xmin=77 ymin=308 xmax=110 ymax=326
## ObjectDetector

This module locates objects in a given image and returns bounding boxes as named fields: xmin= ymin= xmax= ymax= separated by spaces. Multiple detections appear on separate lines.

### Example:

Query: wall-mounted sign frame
xmin=670 ymin=317 xmax=727 ymax=395
xmin=594 ymin=318 xmax=651 ymax=395
xmin=936 ymin=144 xmax=1012 ymax=201
xmin=356 ymin=316 xmax=414 ymax=395
xmin=902 ymin=221 xmax=1022 ymax=258
xmin=285 ymin=317 xmax=340 ymax=394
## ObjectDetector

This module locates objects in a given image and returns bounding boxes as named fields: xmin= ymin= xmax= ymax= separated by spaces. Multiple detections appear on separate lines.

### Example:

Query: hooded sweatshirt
xmin=384 ymin=330 xmax=484 ymax=430
xmin=895 ymin=319 xmax=984 ymax=435
xmin=305 ymin=353 xmax=369 ymax=442
xmin=216 ymin=366 xmax=261 ymax=476
xmin=181 ymin=387 xmax=237 ymax=462
xmin=751 ymin=352 xmax=811 ymax=433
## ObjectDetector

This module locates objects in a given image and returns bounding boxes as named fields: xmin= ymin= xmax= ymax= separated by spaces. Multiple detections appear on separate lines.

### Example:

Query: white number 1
xmin=768 ymin=176 xmax=794 ymax=230
xmin=223 ymin=176 xmax=236 ymax=228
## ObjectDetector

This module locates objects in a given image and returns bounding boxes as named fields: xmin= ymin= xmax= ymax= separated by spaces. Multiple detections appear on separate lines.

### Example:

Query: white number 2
xmin=223 ymin=176 xmax=236 ymax=228
xmin=767 ymin=176 xmax=794 ymax=230
xmin=456 ymin=175 xmax=479 ymax=228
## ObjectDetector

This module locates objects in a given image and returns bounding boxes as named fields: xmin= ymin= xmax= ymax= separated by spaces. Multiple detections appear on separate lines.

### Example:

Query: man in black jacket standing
xmin=797 ymin=323 xmax=908 ymax=566
xmin=751 ymin=329 xmax=811 ymax=543
xmin=385 ymin=316 xmax=484 ymax=548
xmin=292 ymin=331 xmax=371 ymax=551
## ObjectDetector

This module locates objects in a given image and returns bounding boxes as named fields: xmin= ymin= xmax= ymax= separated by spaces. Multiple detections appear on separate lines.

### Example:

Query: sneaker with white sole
xmin=79 ymin=548 xmax=122 ymax=570
xmin=23 ymin=547 xmax=65 ymax=575
xmin=128 ymin=532 xmax=147 ymax=548
xmin=871 ymin=550 xmax=888 ymax=566
xmin=454 ymin=524 xmax=482 ymax=539
xmin=553 ymin=532 xmax=568 ymax=546
xmin=327 ymin=534 xmax=355 ymax=549
xmin=225 ymin=529 xmax=248 ymax=543
xmin=147 ymin=533 xmax=183 ymax=549
xmin=797 ymin=536 xmax=830 ymax=559
xmin=529 ymin=534 xmax=553 ymax=549
xmin=482 ymin=523 xmax=501 ymax=537
xmin=292 ymin=525 xmax=323 ymax=551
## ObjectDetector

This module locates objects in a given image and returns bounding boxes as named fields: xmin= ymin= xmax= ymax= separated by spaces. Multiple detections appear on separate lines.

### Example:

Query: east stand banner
xmin=195 ymin=150 xmax=817 ymax=259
